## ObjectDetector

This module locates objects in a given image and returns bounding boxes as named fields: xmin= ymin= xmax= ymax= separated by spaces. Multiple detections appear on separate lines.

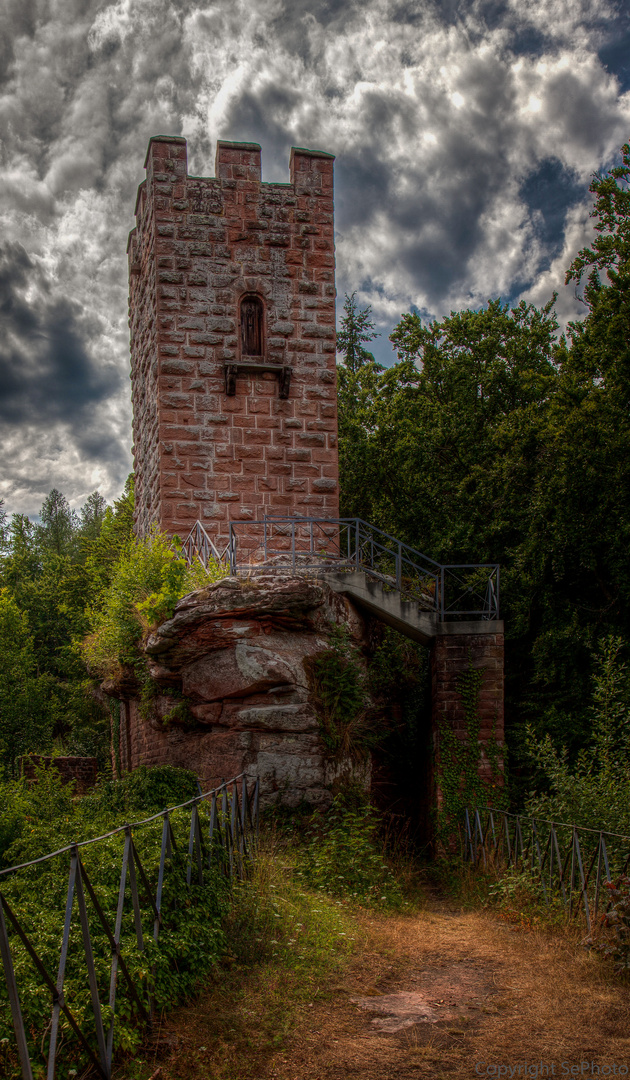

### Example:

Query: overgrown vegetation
xmin=593 ymin=875 xmax=630 ymax=976
xmin=525 ymin=635 xmax=630 ymax=834
xmin=115 ymin=827 xmax=365 ymax=1080
xmin=0 ymin=764 xmax=415 ymax=1078
xmin=82 ymin=529 xmax=226 ymax=683
xmin=0 ymin=765 xmax=227 ymax=1077
xmin=305 ymin=626 xmax=377 ymax=761
xmin=0 ymin=478 xmax=227 ymax=775
xmin=298 ymin=790 xmax=406 ymax=907
xmin=0 ymin=482 xmax=134 ymax=773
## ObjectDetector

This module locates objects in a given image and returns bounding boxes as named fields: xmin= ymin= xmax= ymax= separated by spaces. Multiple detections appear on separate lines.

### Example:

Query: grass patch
xmin=114 ymin=800 xmax=424 ymax=1079
xmin=115 ymin=827 xmax=363 ymax=1080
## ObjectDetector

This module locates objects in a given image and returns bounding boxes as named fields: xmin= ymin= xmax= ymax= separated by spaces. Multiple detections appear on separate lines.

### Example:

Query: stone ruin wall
xmin=20 ymin=756 xmax=99 ymax=794
xmin=127 ymin=136 xmax=339 ymax=545
xmin=107 ymin=570 xmax=505 ymax=816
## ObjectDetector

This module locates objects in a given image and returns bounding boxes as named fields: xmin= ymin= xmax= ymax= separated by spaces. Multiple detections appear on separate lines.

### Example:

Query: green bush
xmin=83 ymin=530 xmax=227 ymax=681
xmin=1 ymin=764 xmax=200 ymax=869
xmin=592 ymin=876 xmax=630 ymax=975
xmin=0 ymin=764 xmax=228 ymax=1078
xmin=526 ymin=636 xmax=630 ymax=835
xmin=298 ymin=791 xmax=404 ymax=908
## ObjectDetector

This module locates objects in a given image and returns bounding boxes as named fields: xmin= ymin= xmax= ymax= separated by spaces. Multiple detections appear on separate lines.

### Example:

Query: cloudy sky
xmin=1 ymin=0 xmax=629 ymax=517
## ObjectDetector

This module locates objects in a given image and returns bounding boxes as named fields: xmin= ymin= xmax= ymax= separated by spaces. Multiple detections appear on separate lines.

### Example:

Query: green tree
xmin=0 ymin=501 xmax=7 ymax=554
xmin=6 ymin=514 xmax=35 ymax=558
xmin=337 ymin=165 xmax=630 ymax=782
xmin=337 ymin=292 xmax=379 ymax=373
xmin=526 ymin=637 xmax=630 ymax=834
xmin=340 ymin=297 xmax=559 ymax=555
xmin=84 ymin=475 xmax=135 ymax=598
xmin=0 ymin=487 xmax=127 ymax=766
xmin=36 ymin=488 xmax=78 ymax=558
xmin=0 ymin=590 xmax=52 ymax=775
xmin=564 ymin=142 xmax=630 ymax=401
xmin=79 ymin=491 xmax=108 ymax=542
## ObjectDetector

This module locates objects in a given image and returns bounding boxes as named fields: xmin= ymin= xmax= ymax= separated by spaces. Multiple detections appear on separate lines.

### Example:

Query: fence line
xmin=462 ymin=807 xmax=630 ymax=931
xmin=0 ymin=773 xmax=259 ymax=1080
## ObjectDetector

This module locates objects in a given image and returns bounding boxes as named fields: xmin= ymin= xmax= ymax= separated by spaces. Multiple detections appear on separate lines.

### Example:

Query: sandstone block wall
xmin=430 ymin=630 xmax=505 ymax=810
xmin=20 ymin=756 xmax=99 ymax=794
xmin=128 ymin=136 xmax=339 ymax=544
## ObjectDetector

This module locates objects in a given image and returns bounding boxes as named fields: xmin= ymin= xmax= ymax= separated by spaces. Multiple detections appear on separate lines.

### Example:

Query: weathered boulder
xmin=110 ymin=573 xmax=372 ymax=807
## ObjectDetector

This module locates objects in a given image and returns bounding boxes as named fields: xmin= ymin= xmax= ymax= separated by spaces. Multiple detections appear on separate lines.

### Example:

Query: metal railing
xmin=462 ymin=807 xmax=630 ymax=932
xmin=0 ymin=774 xmax=259 ymax=1080
xmin=180 ymin=519 xmax=228 ymax=567
xmin=223 ymin=517 xmax=500 ymax=620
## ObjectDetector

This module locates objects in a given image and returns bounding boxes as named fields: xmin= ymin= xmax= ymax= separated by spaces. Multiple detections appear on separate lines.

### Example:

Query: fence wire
xmin=0 ymin=773 xmax=259 ymax=1080
xmin=462 ymin=807 xmax=630 ymax=931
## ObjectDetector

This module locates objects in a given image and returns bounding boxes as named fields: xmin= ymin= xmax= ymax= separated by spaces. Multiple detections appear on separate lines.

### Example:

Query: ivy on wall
xmin=434 ymin=663 xmax=506 ymax=842
xmin=304 ymin=626 xmax=380 ymax=762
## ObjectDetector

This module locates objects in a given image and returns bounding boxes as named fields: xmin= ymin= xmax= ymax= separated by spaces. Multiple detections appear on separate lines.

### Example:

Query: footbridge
xmin=182 ymin=515 xmax=501 ymax=645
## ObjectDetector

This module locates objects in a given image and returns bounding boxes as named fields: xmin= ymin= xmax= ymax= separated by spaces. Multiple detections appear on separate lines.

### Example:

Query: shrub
xmin=299 ymin=790 xmax=404 ymax=908
xmin=526 ymin=636 xmax=630 ymax=834
xmin=82 ymin=531 xmax=227 ymax=680
xmin=592 ymin=876 xmax=630 ymax=975
xmin=0 ymin=764 xmax=228 ymax=1077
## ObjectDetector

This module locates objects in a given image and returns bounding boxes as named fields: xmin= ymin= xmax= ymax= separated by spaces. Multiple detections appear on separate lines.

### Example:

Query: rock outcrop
xmin=109 ymin=573 xmax=372 ymax=807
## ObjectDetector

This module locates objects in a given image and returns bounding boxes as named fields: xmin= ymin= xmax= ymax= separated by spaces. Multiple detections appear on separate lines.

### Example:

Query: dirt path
xmin=139 ymin=895 xmax=630 ymax=1080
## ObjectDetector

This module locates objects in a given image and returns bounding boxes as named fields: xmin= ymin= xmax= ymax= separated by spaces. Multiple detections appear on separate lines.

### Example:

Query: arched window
xmin=240 ymin=295 xmax=264 ymax=357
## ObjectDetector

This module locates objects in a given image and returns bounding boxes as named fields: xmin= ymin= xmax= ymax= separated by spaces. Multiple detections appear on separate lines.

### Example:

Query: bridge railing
xmin=461 ymin=807 xmax=630 ymax=932
xmin=180 ymin=519 xmax=229 ymax=567
xmin=223 ymin=517 xmax=500 ymax=621
xmin=0 ymin=775 xmax=259 ymax=1080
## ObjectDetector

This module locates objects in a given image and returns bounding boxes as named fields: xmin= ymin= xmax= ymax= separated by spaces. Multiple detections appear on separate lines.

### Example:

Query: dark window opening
xmin=241 ymin=295 xmax=264 ymax=356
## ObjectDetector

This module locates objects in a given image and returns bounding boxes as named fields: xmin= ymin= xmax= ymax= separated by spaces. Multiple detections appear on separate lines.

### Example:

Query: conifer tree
xmin=37 ymin=489 xmax=78 ymax=557
xmin=337 ymin=292 xmax=379 ymax=372
xmin=79 ymin=491 xmax=108 ymax=541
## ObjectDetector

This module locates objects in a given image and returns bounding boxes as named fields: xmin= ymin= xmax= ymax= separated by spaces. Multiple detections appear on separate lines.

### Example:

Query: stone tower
xmin=127 ymin=136 xmax=339 ymax=542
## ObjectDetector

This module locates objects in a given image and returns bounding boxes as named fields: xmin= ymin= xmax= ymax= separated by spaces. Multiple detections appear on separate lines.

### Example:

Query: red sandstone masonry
xmin=128 ymin=137 xmax=338 ymax=541
xmin=430 ymin=632 xmax=505 ymax=811
xmin=20 ymin=755 xmax=98 ymax=794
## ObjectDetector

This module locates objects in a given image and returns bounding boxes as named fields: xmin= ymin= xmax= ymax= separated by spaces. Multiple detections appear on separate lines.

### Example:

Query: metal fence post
xmin=0 ymin=894 xmax=33 ymax=1080
xmin=255 ymin=778 xmax=260 ymax=841
xmin=229 ymin=524 xmax=236 ymax=575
